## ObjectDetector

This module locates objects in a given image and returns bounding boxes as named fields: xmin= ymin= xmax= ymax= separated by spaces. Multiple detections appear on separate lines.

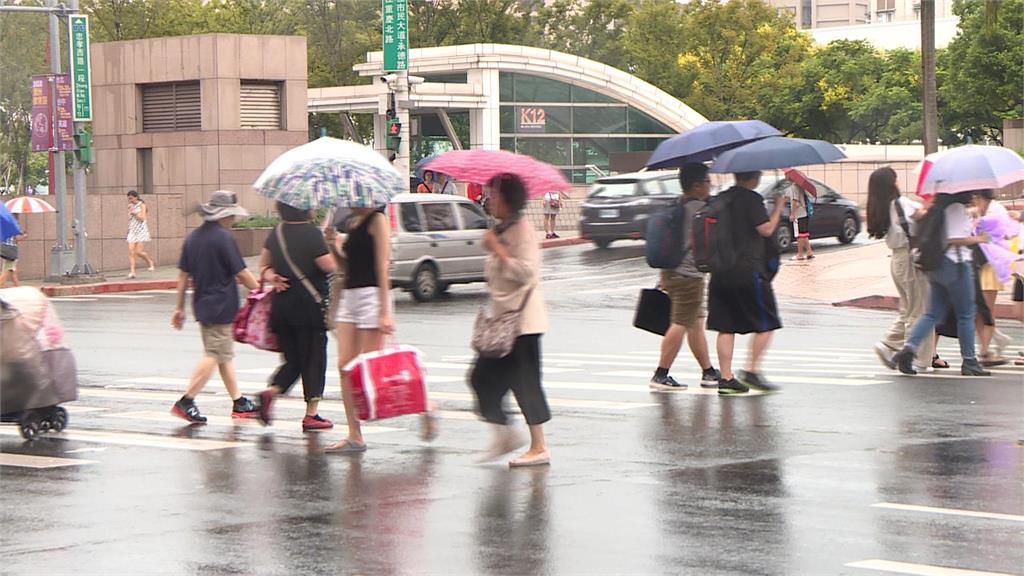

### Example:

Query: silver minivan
xmin=385 ymin=193 xmax=491 ymax=302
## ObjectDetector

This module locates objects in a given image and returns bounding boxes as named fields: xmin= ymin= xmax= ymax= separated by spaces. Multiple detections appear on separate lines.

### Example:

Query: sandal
xmin=509 ymin=450 xmax=551 ymax=468
xmin=932 ymin=355 xmax=949 ymax=369
xmin=979 ymin=353 xmax=1009 ymax=367
xmin=324 ymin=439 xmax=367 ymax=454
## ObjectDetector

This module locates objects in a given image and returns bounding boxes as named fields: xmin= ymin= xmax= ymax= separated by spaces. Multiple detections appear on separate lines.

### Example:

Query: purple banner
xmin=31 ymin=75 xmax=51 ymax=152
xmin=30 ymin=75 xmax=74 ymax=153
xmin=54 ymin=75 xmax=74 ymax=151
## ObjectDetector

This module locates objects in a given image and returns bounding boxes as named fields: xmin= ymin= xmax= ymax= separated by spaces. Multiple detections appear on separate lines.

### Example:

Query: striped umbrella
xmin=4 ymin=196 xmax=56 ymax=214
xmin=254 ymin=137 xmax=403 ymax=209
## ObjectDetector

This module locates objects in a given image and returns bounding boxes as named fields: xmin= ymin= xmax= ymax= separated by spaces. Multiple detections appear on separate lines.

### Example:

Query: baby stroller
xmin=0 ymin=287 xmax=78 ymax=440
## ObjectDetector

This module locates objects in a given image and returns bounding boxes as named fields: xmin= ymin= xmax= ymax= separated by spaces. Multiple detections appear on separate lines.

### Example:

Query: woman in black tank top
xmin=327 ymin=207 xmax=436 ymax=452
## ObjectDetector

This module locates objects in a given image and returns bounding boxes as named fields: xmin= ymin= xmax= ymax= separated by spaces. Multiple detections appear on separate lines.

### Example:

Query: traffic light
xmin=386 ymin=117 xmax=402 ymax=152
xmin=73 ymin=130 xmax=92 ymax=165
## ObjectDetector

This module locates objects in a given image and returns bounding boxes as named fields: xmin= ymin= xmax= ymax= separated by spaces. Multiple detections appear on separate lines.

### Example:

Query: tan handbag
xmin=471 ymin=285 xmax=534 ymax=359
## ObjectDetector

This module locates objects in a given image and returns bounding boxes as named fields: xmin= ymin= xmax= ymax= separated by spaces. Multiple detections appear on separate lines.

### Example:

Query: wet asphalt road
xmin=2 ymin=239 xmax=1022 ymax=576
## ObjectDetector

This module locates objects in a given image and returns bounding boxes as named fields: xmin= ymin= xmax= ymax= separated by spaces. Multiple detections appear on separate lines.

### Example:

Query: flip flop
xmin=324 ymin=439 xmax=367 ymax=454
xmin=509 ymin=452 xmax=551 ymax=468
xmin=932 ymin=355 xmax=949 ymax=369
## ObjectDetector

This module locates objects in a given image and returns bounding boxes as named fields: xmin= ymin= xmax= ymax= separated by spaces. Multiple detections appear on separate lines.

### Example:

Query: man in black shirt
xmin=171 ymin=191 xmax=260 ymax=423
xmin=706 ymin=171 xmax=785 ymax=394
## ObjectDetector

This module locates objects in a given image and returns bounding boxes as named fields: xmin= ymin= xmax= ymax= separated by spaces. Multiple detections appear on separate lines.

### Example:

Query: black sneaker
xmin=893 ymin=347 xmax=917 ymax=375
xmin=231 ymin=396 xmax=259 ymax=419
xmin=961 ymin=359 xmax=992 ymax=376
xmin=171 ymin=399 xmax=207 ymax=424
xmin=700 ymin=367 xmax=721 ymax=388
xmin=650 ymin=374 xmax=688 ymax=390
xmin=737 ymin=370 xmax=779 ymax=392
xmin=717 ymin=378 xmax=749 ymax=395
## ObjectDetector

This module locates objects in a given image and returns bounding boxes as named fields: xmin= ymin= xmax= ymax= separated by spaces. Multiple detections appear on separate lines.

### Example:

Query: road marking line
xmin=49 ymin=297 xmax=99 ymax=302
xmin=845 ymin=559 xmax=1017 ymax=576
xmin=0 ymin=453 xmax=97 ymax=469
xmin=0 ymin=427 xmax=244 ymax=451
xmin=103 ymin=410 xmax=403 ymax=435
xmin=233 ymin=367 xmax=470 ymax=383
xmin=429 ymin=391 xmax=655 ymax=410
xmin=871 ymin=503 xmax=1024 ymax=523
xmin=86 ymin=294 xmax=155 ymax=299
xmin=63 ymin=447 xmax=108 ymax=454
xmin=575 ymin=284 xmax=647 ymax=295
xmin=598 ymin=370 xmax=888 ymax=386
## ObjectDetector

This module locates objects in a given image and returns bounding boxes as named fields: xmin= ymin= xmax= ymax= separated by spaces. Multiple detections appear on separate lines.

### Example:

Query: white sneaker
xmin=993 ymin=329 xmax=1012 ymax=356
xmin=913 ymin=365 xmax=934 ymax=374
xmin=874 ymin=342 xmax=896 ymax=369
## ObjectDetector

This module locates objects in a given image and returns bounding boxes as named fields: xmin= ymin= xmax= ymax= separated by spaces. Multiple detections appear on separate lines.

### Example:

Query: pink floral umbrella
xmin=422 ymin=149 xmax=570 ymax=199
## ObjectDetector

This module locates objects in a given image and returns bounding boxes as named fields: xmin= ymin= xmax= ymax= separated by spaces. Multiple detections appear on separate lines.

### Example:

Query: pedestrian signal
xmin=73 ymin=130 xmax=93 ymax=165
xmin=387 ymin=119 xmax=402 ymax=152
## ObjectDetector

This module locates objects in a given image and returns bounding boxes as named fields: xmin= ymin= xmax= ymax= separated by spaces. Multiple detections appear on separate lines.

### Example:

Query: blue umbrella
xmin=646 ymin=120 xmax=781 ymax=169
xmin=709 ymin=137 xmax=846 ymax=173
xmin=0 ymin=202 xmax=22 ymax=242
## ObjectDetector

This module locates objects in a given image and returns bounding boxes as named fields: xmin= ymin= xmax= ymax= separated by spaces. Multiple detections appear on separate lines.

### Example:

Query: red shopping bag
xmin=232 ymin=287 xmax=279 ymax=352
xmin=345 ymin=345 xmax=428 ymax=421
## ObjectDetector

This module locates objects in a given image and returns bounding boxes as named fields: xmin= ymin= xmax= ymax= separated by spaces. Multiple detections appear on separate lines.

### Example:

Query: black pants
xmin=470 ymin=334 xmax=551 ymax=426
xmin=270 ymin=321 xmax=327 ymax=402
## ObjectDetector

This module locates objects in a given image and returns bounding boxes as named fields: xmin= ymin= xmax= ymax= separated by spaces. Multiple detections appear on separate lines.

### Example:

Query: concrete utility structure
xmin=308 ymin=43 xmax=707 ymax=186
xmin=15 ymin=34 xmax=309 ymax=279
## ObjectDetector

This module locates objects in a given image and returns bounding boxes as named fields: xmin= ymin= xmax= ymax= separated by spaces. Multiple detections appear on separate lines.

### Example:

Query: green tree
xmin=82 ymin=0 xmax=206 ymax=42
xmin=622 ymin=0 xmax=688 ymax=96
xmin=0 ymin=12 xmax=48 ymax=195
xmin=447 ymin=0 xmax=541 ymax=45
xmin=677 ymin=0 xmax=810 ymax=123
xmin=201 ymin=0 xmax=303 ymax=35
xmin=303 ymin=0 xmax=380 ymax=88
xmin=937 ymin=0 xmax=1023 ymax=145
xmin=536 ymin=0 xmax=633 ymax=69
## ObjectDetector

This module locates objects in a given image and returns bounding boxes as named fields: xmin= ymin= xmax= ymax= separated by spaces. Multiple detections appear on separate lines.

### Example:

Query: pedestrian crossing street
xmin=2 ymin=345 xmax=1021 ymax=467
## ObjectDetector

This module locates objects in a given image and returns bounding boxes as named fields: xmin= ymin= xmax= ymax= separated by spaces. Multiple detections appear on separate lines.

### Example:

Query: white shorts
xmin=335 ymin=287 xmax=381 ymax=330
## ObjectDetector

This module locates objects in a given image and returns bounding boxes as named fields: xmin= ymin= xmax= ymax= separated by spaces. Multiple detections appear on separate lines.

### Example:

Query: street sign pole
xmin=68 ymin=2 xmax=96 ymax=276
xmin=47 ymin=0 xmax=72 ymax=280
xmin=382 ymin=0 xmax=410 ymax=191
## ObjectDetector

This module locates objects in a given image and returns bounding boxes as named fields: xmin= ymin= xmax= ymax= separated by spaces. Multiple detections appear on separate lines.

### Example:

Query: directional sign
xmin=382 ymin=0 xmax=408 ymax=71
xmin=68 ymin=14 xmax=93 ymax=121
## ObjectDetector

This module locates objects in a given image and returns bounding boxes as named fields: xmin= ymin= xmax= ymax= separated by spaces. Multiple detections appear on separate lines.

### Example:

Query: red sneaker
xmin=302 ymin=414 xmax=334 ymax=431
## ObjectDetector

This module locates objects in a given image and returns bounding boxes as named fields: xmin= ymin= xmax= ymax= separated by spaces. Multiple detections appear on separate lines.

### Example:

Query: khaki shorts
xmin=660 ymin=272 xmax=705 ymax=328
xmin=978 ymin=264 xmax=1003 ymax=292
xmin=1 ymin=259 xmax=16 ymax=273
xmin=200 ymin=323 xmax=234 ymax=364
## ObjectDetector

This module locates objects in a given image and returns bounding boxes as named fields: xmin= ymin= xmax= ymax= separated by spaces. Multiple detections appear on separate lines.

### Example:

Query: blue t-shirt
xmin=178 ymin=221 xmax=246 ymax=325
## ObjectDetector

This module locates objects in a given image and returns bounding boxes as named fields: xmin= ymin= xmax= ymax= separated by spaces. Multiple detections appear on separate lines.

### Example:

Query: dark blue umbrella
xmin=646 ymin=120 xmax=781 ymax=169
xmin=709 ymin=137 xmax=846 ymax=173
xmin=0 ymin=202 xmax=22 ymax=242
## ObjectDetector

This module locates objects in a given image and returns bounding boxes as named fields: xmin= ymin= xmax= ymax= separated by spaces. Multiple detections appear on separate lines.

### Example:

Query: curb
xmin=833 ymin=294 xmax=1019 ymax=321
xmin=41 ymin=280 xmax=178 ymax=298
xmin=39 ymin=238 xmax=590 ymax=297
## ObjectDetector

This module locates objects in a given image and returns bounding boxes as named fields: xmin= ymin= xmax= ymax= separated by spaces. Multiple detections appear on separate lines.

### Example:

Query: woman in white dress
xmin=126 ymin=190 xmax=155 ymax=278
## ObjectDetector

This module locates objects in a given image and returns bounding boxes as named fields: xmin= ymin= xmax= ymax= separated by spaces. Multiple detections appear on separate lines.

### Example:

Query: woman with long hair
xmin=126 ymin=190 xmax=156 ymax=278
xmin=470 ymin=173 xmax=551 ymax=467
xmin=255 ymin=202 xmax=338 ymax=431
xmin=866 ymin=167 xmax=934 ymax=372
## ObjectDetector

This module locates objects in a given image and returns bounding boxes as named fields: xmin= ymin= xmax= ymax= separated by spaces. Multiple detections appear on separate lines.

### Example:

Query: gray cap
xmin=200 ymin=190 xmax=249 ymax=222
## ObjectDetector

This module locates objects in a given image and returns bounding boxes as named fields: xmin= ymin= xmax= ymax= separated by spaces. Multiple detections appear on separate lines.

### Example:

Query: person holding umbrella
xmin=2 ymin=196 xmax=56 ymax=288
xmin=416 ymin=170 xmax=436 ymax=194
xmin=0 ymin=215 xmax=24 ymax=288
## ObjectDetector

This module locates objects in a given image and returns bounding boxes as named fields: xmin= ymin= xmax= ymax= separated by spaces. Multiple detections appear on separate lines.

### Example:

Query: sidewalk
xmin=34 ymin=235 xmax=589 ymax=297
xmin=773 ymin=241 xmax=1020 ymax=320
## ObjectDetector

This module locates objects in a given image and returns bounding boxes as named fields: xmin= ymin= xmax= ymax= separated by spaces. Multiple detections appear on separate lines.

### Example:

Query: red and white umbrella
xmin=783 ymin=168 xmax=817 ymax=198
xmin=916 ymin=145 xmax=1024 ymax=198
xmin=4 ymin=196 xmax=56 ymax=214
xmin=423 ymin=149 xmax=570 ymax=199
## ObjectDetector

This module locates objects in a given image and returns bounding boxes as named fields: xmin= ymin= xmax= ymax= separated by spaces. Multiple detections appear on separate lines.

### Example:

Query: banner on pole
xmin=31 ymin=75 xmax=52 ymax=152
xmin=54 ymin=75 xmax=75 ymax=151
xmin=68 ymin=14 xmax=93 ymax=121
xmin=382 ymin=0 xmax=408 ymax=72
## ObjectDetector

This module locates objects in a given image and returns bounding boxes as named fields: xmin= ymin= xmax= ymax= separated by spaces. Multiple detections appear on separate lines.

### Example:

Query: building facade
xmin=770 ymin=0 xmax=953 ymax=28
xmin=15 ymin=34 xmax=308 ymax=280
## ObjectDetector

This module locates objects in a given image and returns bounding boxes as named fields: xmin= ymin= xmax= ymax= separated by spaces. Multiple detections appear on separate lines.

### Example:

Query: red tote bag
xmin=344 ymin=345 xmax=428 ymax=421
xmin=232 ymin=286 xmax=279 ymax=352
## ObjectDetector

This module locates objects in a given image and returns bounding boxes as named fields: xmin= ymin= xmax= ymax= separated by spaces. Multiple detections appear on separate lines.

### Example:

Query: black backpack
xmin=645 ymin=197 xmax=696 ymax=269
xmin=911 ymin=201 xmax=948 ymax=272
xmin=693 ymin=193 xmax=737 ymax=274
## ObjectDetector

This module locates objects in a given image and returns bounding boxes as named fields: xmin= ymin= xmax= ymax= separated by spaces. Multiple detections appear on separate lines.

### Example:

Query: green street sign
xmin=382 ymin=0 xmax=408 ymax=72
xmin=68 ymin=14 xmax=92 ymax=122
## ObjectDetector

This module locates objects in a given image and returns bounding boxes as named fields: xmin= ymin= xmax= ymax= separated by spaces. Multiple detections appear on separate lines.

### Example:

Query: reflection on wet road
xmin=2 ymin=243 xmax=1022 ymax=575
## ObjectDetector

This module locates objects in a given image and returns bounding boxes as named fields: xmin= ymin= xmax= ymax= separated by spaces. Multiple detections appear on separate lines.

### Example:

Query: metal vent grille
xmin=141 ymin=82 xmax=200 ymax=132
xmin=240 ymin=82 xmax=282 ymax=130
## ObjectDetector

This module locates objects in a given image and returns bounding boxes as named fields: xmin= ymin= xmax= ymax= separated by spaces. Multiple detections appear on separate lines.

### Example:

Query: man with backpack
xmin=649 ymin=163 xmax=720 ymax=390
xmin=703 ymin=171 xmax=785 ymax=394
xmin=892 ymin=191 xmax=992 ymax=376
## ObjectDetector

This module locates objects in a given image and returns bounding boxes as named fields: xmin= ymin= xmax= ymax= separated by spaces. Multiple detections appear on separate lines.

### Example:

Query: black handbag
xmin=0 ymin=244 xmax=17 ymax=261
xmin=633 ymin=288 xmax=671 ymax=336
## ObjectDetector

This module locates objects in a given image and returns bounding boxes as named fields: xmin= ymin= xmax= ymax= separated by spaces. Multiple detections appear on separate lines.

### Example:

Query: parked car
xmin=713 ymin=176 xmax=861 ymax=252
xmin=578 ymin=170 xmax=683 ymax=249
xmin=381 ymin=193 xmax=492 ymax=302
